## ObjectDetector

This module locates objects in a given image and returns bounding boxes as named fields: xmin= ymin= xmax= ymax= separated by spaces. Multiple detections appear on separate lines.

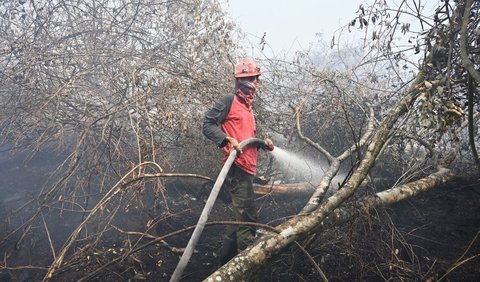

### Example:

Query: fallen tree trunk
xmin=253 ymin=182 xmax=315 ymax=195
xmin=205 ymin=167 xmax=456 ymax=281
xmin=318 ymin=167 xmax=456 ymax=231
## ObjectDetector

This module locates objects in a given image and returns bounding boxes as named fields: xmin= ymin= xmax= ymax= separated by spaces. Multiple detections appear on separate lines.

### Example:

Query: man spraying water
xmin=202 ymin=57 xmax=274 ymax=266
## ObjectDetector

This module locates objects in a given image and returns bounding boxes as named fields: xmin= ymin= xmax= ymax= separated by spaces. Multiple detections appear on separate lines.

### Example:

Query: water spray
xmin=270 ymin=147 xmax=327 ymax=184
xmin=170 ymin=138 xmax=269 ymax=282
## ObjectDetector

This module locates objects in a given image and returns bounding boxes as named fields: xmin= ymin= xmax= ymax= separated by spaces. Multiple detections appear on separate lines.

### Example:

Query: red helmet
xmin=234 ymin=57 xmax=261 ymax=78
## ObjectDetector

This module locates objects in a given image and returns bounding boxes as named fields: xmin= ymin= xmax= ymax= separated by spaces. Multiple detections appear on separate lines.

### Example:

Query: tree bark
xmin=299 ymin=106 xmax=375 ymax=213
xmin=254 ymin=182 xmax=315 ymax=195
xmin=460 ymin=0 xmax=480 ymax=84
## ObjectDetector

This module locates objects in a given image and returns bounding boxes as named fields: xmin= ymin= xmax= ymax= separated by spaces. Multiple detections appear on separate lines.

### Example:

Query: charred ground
xmin=0 ymin=149 xmax=479 ymax=281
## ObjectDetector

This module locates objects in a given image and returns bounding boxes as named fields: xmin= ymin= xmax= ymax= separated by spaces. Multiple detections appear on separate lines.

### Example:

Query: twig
xmin=0 ymin=265 xmax=48 ymax=271
xmin=42 ymin=162 xmax=159 ymax=281
xmin=437 ymin=230 xmax=480 ymax=281
xmin=135 ymin=172 xmax=212 ymax=182
xmin=40 ymin=212 xmax=56 ymax=260
xmin=293 ymin=241 xmax=328 ymax=282
xmin=110 ymin=225 xmax=186 ymax=253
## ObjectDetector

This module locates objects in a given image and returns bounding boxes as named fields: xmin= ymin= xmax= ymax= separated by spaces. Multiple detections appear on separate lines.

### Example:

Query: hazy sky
xmin=220 ymin=1 xmax=361 ymax=56
xmin=220 ymin=1 xmax=438 ymax=59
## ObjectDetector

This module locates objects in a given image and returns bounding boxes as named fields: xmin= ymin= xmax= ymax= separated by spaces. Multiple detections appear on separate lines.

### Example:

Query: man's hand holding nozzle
xmin=264 ymin=138 xmax=274 ymax=151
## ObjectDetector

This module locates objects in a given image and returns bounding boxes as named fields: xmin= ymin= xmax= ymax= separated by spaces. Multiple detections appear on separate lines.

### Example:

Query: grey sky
xmin=220 ymin=1 xmax=361 ymax=56
xmin=220 ymin=1 xmax=439 ymax=60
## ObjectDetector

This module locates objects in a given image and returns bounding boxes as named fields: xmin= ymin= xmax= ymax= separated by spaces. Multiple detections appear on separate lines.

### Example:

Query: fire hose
xmin=170 ymin=138 xmax=268 ymax=282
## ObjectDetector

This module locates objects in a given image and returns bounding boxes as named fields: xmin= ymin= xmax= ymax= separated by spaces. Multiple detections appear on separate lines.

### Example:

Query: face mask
xmin=235 ymin=80 xmax=255 ymax=108
xmin=237 ymin=80 xmax=256 ymax=92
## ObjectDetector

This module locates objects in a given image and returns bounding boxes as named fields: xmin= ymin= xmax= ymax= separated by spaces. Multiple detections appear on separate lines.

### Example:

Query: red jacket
xmin=203 ymin=93 xmax=257 ymax=175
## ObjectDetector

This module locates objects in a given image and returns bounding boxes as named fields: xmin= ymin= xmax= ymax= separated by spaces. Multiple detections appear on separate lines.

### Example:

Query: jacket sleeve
xmin=202 ymin=94 xmax=234 ymax=148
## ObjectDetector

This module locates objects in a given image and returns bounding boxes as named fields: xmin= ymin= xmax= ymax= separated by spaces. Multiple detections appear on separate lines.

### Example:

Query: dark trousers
xmin=218 ymin=164 xmax=257 ymax=264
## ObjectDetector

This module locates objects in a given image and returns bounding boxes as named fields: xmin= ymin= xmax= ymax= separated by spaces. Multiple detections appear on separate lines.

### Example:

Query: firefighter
xmin=202 ymin=57 xmax=274 ymax=265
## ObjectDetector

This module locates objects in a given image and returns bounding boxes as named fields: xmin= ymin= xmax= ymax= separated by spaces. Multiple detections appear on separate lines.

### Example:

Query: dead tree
xmin=0 ymin=0 xmax=238 ymax=280
xmin=0 ymin=0 xmax=478 ymax=281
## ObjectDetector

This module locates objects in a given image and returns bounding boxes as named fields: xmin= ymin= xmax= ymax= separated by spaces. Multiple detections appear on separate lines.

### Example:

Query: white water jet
xmin=270 ymin=147 xmax=328 ymax=184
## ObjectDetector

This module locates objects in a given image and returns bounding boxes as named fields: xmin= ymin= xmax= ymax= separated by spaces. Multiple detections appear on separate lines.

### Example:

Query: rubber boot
xmin=217 ymin=235 xmax=237 ymax=266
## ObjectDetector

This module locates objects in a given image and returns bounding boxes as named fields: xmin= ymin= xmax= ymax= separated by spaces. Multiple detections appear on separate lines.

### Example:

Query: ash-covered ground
xmin=0 ymin=149 xmax=479 ymax=281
